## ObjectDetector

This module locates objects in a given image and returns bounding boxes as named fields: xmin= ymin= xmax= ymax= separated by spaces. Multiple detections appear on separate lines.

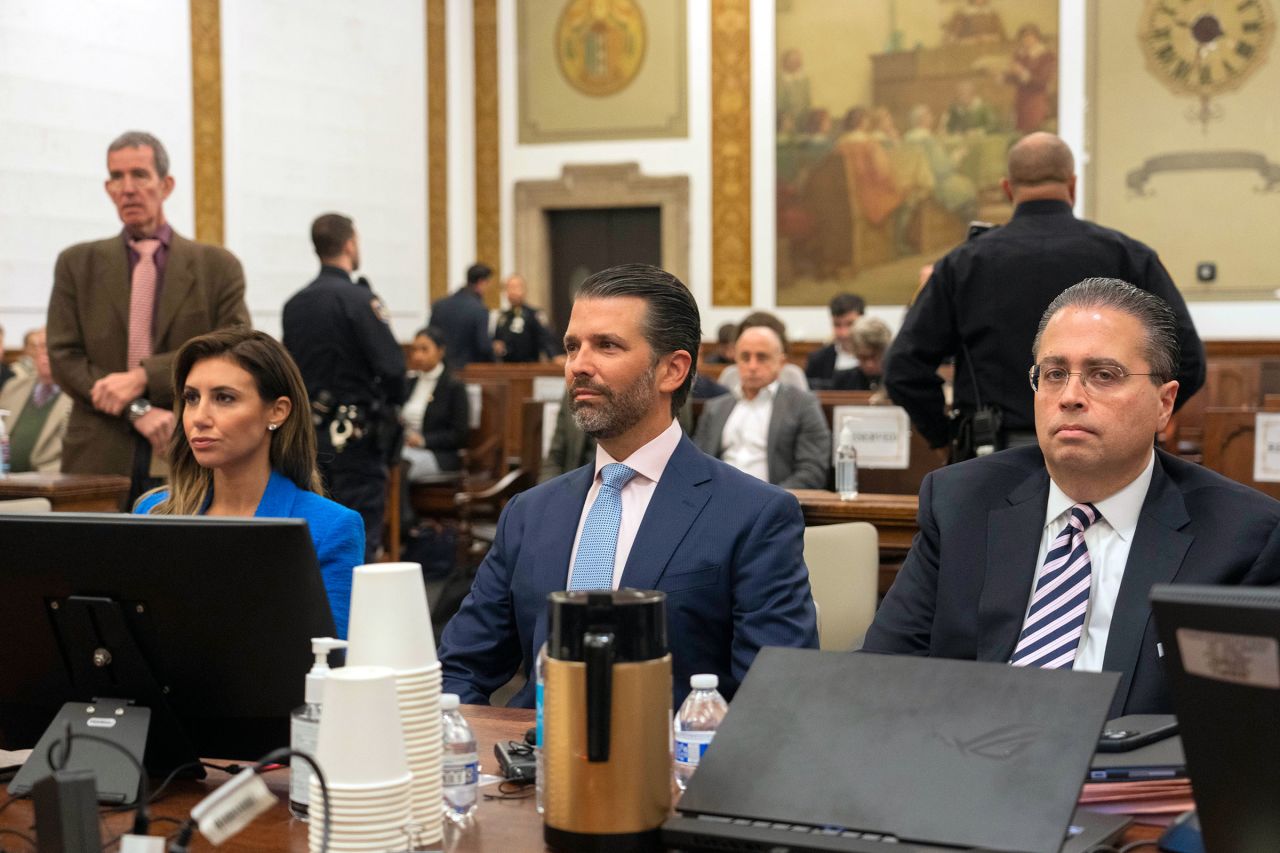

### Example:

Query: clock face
xmin=1140 ymin=0 xmax=1276 ymax=97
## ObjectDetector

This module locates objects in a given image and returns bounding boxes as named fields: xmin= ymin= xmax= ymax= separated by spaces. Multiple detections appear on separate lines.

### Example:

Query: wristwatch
xmin=128 ymin=398 xmax=153 ymax=423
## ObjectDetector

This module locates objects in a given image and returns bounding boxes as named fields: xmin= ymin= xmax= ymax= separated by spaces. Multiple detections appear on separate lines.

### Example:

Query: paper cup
xmin=346 ymin=563 xmax=437 ymax=670
xmin=314 ymin=666 xmax=409 ymax=787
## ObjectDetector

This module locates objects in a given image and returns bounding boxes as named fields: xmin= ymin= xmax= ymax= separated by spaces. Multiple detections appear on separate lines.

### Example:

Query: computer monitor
xmin=0 ymin=512 xmax=336 ymax=802
xmin=1151 ymin=584 xmax=1280 ymax=853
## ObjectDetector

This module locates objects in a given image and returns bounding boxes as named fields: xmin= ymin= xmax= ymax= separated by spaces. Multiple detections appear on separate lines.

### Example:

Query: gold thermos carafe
xmin=543 ymin=589 xmax=671 ymax=852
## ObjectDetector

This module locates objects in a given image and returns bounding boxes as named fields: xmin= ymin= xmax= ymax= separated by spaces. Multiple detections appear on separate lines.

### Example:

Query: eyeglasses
xmin=1028 ymin=363 xmax=1154 ymax=393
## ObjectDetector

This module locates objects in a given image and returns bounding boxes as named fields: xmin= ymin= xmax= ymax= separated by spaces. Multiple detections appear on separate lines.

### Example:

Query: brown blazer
xmin=46 ymin=232 xmax=250 ymax=477
xmin=0 ymin=373 xmax=73 ymax=472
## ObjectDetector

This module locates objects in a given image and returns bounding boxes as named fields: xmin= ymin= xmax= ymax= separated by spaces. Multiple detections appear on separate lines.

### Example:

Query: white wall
xmin=221 ymin=0 xmax=428 ymax=340
xmin=0 ymin=0 xmax=194 ymax=342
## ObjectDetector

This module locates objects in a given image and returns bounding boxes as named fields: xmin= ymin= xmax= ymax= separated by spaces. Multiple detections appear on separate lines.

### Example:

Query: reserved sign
xmin=1254 ymin=412 xmax=1280 ymax=483
xmin=831 ymin=406 xmax=911 ymax=470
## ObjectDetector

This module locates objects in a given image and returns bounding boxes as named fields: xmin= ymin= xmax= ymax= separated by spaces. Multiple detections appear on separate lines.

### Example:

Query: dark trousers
xmin=318 ymin=436 xmax=388 ymax=563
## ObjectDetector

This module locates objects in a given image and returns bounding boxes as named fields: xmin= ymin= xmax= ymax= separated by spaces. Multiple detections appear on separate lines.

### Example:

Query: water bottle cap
xmin=441 ymin=693 xmax=460 ymax=710
xmin=690 ymin=674 xmax=718 ymax=690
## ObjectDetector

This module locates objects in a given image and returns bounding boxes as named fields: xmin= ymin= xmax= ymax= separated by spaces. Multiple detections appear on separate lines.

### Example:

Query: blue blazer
xmin=439 ymin=434 xmax=819 ymax=708
xmin=135 ymin=470 xmax=365 ymax=637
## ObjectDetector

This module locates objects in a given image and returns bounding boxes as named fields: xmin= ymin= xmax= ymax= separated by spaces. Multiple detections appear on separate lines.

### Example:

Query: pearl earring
xmin=268 ymin=423 xmax=279 ymax=432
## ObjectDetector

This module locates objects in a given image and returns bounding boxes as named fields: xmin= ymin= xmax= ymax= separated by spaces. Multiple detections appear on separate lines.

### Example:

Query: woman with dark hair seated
xmin=400 ymin=326 xmax=470 ymax=482
xmin=135 ymin=328 xmax=363 ymax=637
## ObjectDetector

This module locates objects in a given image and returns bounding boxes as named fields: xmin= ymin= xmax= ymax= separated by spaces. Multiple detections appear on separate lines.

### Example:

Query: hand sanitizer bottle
xmin=290 ymin=637 xmax=347 ymax=820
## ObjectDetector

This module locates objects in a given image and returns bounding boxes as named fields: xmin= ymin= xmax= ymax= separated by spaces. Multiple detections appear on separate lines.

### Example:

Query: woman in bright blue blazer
xmin=135 ymin=328 xmax=364 ymax=637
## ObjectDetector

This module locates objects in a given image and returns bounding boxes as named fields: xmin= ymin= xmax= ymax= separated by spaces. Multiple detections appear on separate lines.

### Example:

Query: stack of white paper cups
xmin=346 ymin=563 xmax=444 ymax=848
xmin=308 ymin=666 xmax=413 ymax=853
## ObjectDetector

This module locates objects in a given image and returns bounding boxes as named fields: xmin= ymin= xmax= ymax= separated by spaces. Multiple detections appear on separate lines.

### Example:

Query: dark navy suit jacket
xmin=439 ymin=434 xmax=819 ymax=708
xmin=863 ymin=446 xmax=1280 ymax=717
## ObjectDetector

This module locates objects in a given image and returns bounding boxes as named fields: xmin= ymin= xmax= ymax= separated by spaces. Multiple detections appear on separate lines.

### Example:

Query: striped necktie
xmin=568 ymin=463 xmax=639 ymax=591
xmin=1010 ymin=502 xmax=1100 ymax=669
xmin=127 ymin=238 xmax=162 ymax=369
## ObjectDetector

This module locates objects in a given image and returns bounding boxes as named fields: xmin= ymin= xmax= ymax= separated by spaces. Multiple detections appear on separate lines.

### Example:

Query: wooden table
xmin=0 ymin=472 xmax=131 ymax=512
xmin=0 ymin=705 xmax=1158 ymax=851
xmin=790 ymin=490 xmax=919 ymax=594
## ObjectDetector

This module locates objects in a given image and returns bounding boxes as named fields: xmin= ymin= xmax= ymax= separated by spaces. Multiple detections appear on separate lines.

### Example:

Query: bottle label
xmin=443 ymin=755 xmax=479 ymax=787
xmin=289 ymin=719 xmax=319 ymax=805
xmin=674 ymin=731 xmax=715 ymax=767
xmin=535 ymin=681 xmax=544 ymax=747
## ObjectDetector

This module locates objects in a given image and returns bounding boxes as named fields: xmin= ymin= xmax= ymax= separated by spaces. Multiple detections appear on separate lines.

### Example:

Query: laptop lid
xmin=1089 ymin=735 xmax=1184 ymax=781
xmin=677 ymin=648 xmax=1119 ymax=853
xmin=1151 ymin=584 xmax=1280 ymax=852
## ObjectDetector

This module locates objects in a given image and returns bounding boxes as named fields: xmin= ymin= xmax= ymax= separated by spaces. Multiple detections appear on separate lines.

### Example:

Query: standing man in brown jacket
xmin=47 ymin=131 xmax=249 ymax=504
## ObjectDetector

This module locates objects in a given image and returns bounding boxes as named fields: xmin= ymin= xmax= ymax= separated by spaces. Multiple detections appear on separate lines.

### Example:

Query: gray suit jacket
xmin=693 ymin=383 xmax=830 ymax=489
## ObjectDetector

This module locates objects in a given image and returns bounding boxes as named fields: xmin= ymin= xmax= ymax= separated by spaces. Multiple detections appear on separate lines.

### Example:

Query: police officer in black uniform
xmin=884 ymin=132 xmax=1205 ymax=461
xmin=494 ymin=273 xmax=558 ymax=363
xmin=283 ymin=213 xmax=406 ymax=561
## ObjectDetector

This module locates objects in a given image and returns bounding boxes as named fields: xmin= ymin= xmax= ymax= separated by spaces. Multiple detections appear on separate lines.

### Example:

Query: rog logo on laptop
xmin=938 ymin=724 xmax=1044 ymax=760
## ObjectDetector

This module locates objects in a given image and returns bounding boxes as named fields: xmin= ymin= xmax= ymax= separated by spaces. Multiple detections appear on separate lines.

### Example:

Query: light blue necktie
xmin=568 ymin=463 xmax=639 ymax=590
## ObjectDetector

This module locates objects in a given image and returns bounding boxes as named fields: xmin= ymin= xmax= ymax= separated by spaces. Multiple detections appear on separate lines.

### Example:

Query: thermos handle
xmin=584 ymin=631 xmax=614 ymax=762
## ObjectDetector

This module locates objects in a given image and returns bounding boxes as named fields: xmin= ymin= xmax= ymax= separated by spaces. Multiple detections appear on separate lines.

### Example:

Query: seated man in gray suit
xmin=693 ymin=324 xmax=830 ymax=489
xmin=864 ymin=278 xmax=1280 ymax=717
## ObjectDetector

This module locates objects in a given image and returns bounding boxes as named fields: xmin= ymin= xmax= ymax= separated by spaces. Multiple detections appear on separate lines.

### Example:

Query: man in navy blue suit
xmin=438 ymin=264 xmax=818 ymax=708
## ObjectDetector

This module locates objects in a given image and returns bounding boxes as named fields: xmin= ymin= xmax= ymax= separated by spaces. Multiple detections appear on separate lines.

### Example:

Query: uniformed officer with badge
xmin=283 ymin=213 xmax=406 ymax=561
xmin=493 ymin=274 xmax=559 ymax=363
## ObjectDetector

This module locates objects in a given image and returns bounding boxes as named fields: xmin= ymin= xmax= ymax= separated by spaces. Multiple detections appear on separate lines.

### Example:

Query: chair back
xmin=0 ymin=497 xmax=53 ymax=513
xmin=803 ymin=521 xmax=878 ymax=651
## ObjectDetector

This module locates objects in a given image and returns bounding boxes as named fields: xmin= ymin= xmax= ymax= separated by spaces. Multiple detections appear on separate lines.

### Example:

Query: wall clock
xmin=1139 ymin=0 xmax=1276 ymax=127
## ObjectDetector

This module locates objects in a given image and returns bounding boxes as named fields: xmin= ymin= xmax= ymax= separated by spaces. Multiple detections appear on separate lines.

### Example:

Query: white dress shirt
xmin=566 ymin=418 xmax=683 ymax=589
xmin=720 ymin=381 xmax=778 ymax=483
xmin=401 ymin=363 xmax=443 ymax=434
xmin=1028 ymin=451 xmax=1156 ymax=672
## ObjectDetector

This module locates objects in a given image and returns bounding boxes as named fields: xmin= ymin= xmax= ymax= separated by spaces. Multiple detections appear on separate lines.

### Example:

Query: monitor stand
xmin=8 ymin=595 xmax=206 ymax=804
xmin=1158 ymin=810 xmax=1203 ymax=853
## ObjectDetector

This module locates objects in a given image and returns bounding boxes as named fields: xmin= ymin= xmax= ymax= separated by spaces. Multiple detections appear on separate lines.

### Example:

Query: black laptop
xmin=1151 ymin=584 xmax=1280 ymax=852
xmin=663 ymin=648 xmax=1130 ymax=853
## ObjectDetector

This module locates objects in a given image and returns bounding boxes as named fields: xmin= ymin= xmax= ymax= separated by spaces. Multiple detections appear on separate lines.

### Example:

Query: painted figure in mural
xmin=903 ymin=104 xmax=979 ymax=221
xmin=776 ymin=47 xmax=811 ymax=130
xmin=1005 ymin=23 xmax=1057 ymax=133
xmin=942 ymin=0 xmax=1006 ymax=44
xmin=945 ymin=79 xmax=997 ymax=135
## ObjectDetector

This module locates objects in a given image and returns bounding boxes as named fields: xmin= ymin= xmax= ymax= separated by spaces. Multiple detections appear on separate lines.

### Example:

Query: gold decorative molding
xmin=710 ymin=0 xmax=751 ymax=306
xmin=189 ymin=0 xmax=224 ymax=245
xmin=473 ymin=0 xmax=500 ymax=308
xmin=427 ymin=0 xmax=448 ymax=301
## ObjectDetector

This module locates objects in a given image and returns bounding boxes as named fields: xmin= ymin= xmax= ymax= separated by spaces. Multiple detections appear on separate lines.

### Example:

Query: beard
xmin=569 ymin=363 xmax=657 ymax=440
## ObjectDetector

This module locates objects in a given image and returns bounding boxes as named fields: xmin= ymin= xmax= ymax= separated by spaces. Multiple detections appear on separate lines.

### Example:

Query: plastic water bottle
xmin=0 ymin=410 xmax=10 ymax=478
xmin=674 ymin=674 xmax=729 ymax=793
xmin=441 ymin=693 xmax=479 ymax=823
xmin=835 ymin=422 xmax=858 ymax=500
xmin=534 ymin=642 xmax=546 ymax=814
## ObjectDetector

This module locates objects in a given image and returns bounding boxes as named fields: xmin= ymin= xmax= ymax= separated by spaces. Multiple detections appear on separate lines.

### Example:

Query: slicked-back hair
xmin=1033 ymin=278 xmax=1179 ymax=385
xmin=466 ymin=263 xmax=492 ymax=286
xmin=108 ymin=130 xmax=170 ymax=179
xmin=574 ymin=264 xmax=700 ymax=415
xmin=311 ymin=213 xmax=355 ymax=261
xmin=829 ymin=292 xmax=866 ymax=317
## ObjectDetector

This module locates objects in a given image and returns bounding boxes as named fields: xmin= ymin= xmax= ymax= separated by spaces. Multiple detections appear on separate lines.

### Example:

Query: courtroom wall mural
xmin=775 ymin=0 xmax=1059 ymax=306
xmin=519 ymin=0 xmax=687 ymax=143
xmin=1088 ymin=0 xmax=1279 ymax=301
